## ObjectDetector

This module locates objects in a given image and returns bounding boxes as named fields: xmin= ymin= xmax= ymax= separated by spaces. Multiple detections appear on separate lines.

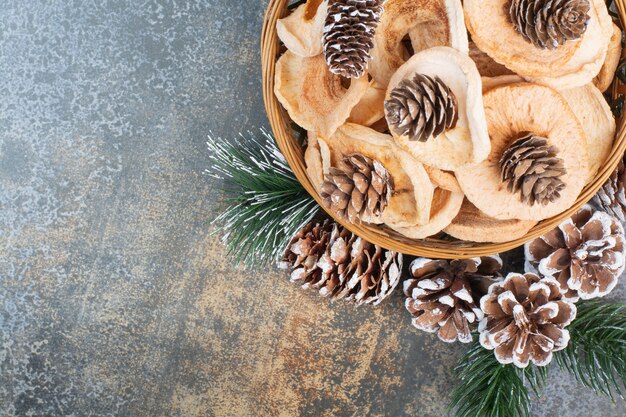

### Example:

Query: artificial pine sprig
xmin=449 ymin=300 xmax=626 ymax=417
xmin=207 ymin=129 xmax=319 ymax=268
xmin=449 ymin=340 xmax=548 ymax=417
xmin=555 ymin=300 xmax=626 ymax=400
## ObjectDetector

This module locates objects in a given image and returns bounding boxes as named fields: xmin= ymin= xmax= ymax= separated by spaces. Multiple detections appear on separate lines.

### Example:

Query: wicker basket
xmin=261 ymin=0 xmax=626 ymax=258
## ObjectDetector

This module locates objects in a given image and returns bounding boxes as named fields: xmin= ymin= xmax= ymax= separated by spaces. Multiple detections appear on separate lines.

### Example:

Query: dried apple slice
xmin=559 ymin=83 xmax=615 ymax=183
xmin=275 ymin=52 xmax=369 ymax=138
xmin=594 ymin=23 xmax=623 ymax=92
xmin=348 ymin=81 xmax=386 ymax=126
xmin=391 ymin=187 xmax=464 ymax=239
xmin=469 ymin=41 xmax=514 ymax=78
xmin=277 ymin=0 xmax=327 ymax=57
xmin=384 ymin=46 xmax=490 ymax=171
xmin=319 ymin=123 xmax=434 ymax=228
xmin=369 ymin=0 xmax=468 ymax=86
xmin=423 ymin=166 xmax=461 ymax=193
xmin=456 ymin=83 xmax=588 ymax=221
xmin=444 ymin=199 xmax=537 ymax=243
xmin=304 ymin=132 xmax=325 ymax=194
xmin=465 ymin=0 xmax=613 ymax=89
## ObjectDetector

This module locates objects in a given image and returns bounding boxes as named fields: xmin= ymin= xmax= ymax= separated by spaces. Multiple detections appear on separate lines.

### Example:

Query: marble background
xmin=0 ymin=0 xmax=624 ymax=416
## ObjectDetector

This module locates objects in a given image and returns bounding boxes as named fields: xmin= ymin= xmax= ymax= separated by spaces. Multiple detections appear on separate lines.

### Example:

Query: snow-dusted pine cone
xmin=404 ymin=256 xmax=502 ymax=343
xmin=281 ymin=219 xmax=402 ymax=305
xmin=322 ymin=0 xmax=384 ymax=78
xmin=479 ymin=272 xmax=577 ymax=368
xmin=525 ymin=204 xmax=625 ymax=301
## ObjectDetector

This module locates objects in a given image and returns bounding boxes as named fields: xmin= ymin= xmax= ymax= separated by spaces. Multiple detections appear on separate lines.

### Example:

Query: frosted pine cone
xmin=525 ymin=205 xmax=625 ymax=301
xmin=404 ymin=256 xmax=502 ymax=343
xmin=479 ymin=272 xmax=576 ymax=367
xmin=322 ymin=0 xmax=384 ymax=78
xmin=281 ymin=219 xmax=402 ymax=305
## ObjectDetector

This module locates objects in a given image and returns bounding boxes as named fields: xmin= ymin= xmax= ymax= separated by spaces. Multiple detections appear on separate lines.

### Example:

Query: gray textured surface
xmin=0 ymin=1 xmax=624 ymax=416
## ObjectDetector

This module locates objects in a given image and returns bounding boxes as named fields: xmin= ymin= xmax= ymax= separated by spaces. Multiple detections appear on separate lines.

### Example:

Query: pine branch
xmin=206 ymin=129 xmax=319 ymax=268
xmin=554 ymin=300 xmax=626 ymax=400
xmin=449 ymin=340 xmax=548 ymax=417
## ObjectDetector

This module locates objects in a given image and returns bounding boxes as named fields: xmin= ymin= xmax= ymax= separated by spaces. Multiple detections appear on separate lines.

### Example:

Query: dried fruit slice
xmin=465 ymin=0 xmax=613 ymax=89
xmin=275 ymin=52 xmax=369 ymax=138
xmin=277 ymin=0 xmax=328 ymax=57
xmin=456 ymin=83 xmax=588 ymax=221
xmin=444 ymin=199 xmax=537 ymax=243
xmin=385 ymin=47 xmax=490 ymax=170
xmin=391 ymin=187 xmax=464 ymax=239
xmin=594 ymin=23 xmax=623 ymax=92
xmin=423 ymin=165 xmax=461 ymax=193
xmin=369 ymin=0 xmax=468 ymax=86
xmin=304 ymin=132 xmax=325 ymax=194
xmin=559 ymin=83 xmax=615 ymax=183
xmin=318 ymin=123 xmax=434 ymax=228
xmin=469 ymin=41 xmax=514 ymax=78
xmin=348 ymin=81 xmax=387 ymax=126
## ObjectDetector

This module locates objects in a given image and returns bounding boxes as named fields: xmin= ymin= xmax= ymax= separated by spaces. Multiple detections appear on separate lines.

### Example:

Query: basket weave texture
xmin=261 ymin=0 xmax=626 ymax=258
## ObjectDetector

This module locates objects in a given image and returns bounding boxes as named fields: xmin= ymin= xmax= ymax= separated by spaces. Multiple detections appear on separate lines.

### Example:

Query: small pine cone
xmin=509 ymin=0 xmax=591 ymax=50
xmin=322 ymin=0 xmax=384 ymax=78
xmin=500 ymin=133 xmax=567 ymax=206
xmin=404 ymin=256 xmax=502 ymax=343
xmin=281 ymin=219 xmax=402 ymax=305
xmin=525 ymin=204 xmax=626 ymax=301
xmin=384 ymin=74 xmax=458 ymax=142
xmin=479 ymin=272 xmax=577 ymax=368
xmin=593 ymin=158 xmax=626 ymax=222
xmin=321 ymin=154 xmax=393 ymax=223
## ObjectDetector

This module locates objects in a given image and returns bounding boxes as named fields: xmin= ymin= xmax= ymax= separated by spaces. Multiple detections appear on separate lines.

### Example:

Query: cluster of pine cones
xmin=280 ymin=186 xmax=625 ymax=367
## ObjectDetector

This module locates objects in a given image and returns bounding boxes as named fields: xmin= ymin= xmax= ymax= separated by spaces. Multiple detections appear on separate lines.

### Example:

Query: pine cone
xmin=479 ymin=272 xmax=576 ymax=368
xmin=384 ymin=74 xmax=458 ymax=142
xmin=281 ymin=220 xmax=402 ymax=305
xmin=404 ymin=256 xmax=502 ymax=343
xmin=500 ymin=133 xmax=567 ymax=206
xmin=322 ymin=0 xmax=384 ymax=78
xmin=525 ymin=204 xmax=626 ymax=301
xmin=321 ymin=154 xmax=393 ymax=223
xmin=509 ymin=0 xmax=591 ymax=50
xmin=593 ymin=158 xmax=626 ymax=222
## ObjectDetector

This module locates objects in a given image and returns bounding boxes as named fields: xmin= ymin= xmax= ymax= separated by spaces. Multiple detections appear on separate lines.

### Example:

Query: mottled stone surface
xmin=0 ymin=1 xmax=624 ymax=416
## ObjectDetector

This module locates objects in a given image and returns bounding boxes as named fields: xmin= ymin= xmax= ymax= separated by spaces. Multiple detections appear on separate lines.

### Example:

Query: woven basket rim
xmin=261 ymin=0 xmax=626 ymax=258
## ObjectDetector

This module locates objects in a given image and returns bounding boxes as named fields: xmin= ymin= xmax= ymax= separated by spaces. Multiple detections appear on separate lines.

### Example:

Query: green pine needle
xmin=449 ymin=340 xmax=548 ymax=417
xmin=554 ymin=300 xmax=626 ymax=401
xmin=206 ymin=128 xmax=319 ymax=268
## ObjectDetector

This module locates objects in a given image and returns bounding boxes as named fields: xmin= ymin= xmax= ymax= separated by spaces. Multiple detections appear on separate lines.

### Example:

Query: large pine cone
xmin=281 ymin=220 xmax=402 ymax=305
xmin=479 ymin=272 xmax=576 ymax=368
xmin=321 ymin=154 xmax=393 ymax=223
xmin=525 ymin=205 xmax=625 ymax=301
xmin=509 ymin=0 xmax=591 ymax=50
xmin=322 ymin=0 xmax=384 ymax=78
xmin=500 ymin=133 xmax=566 ymax=206
xmin=594 ymin=158 xmax=626 ymax=222
xmin=385 ymin=74 xmax=458 ymax=142
xmin=404 ymin=256 xmax=502 ymax=343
